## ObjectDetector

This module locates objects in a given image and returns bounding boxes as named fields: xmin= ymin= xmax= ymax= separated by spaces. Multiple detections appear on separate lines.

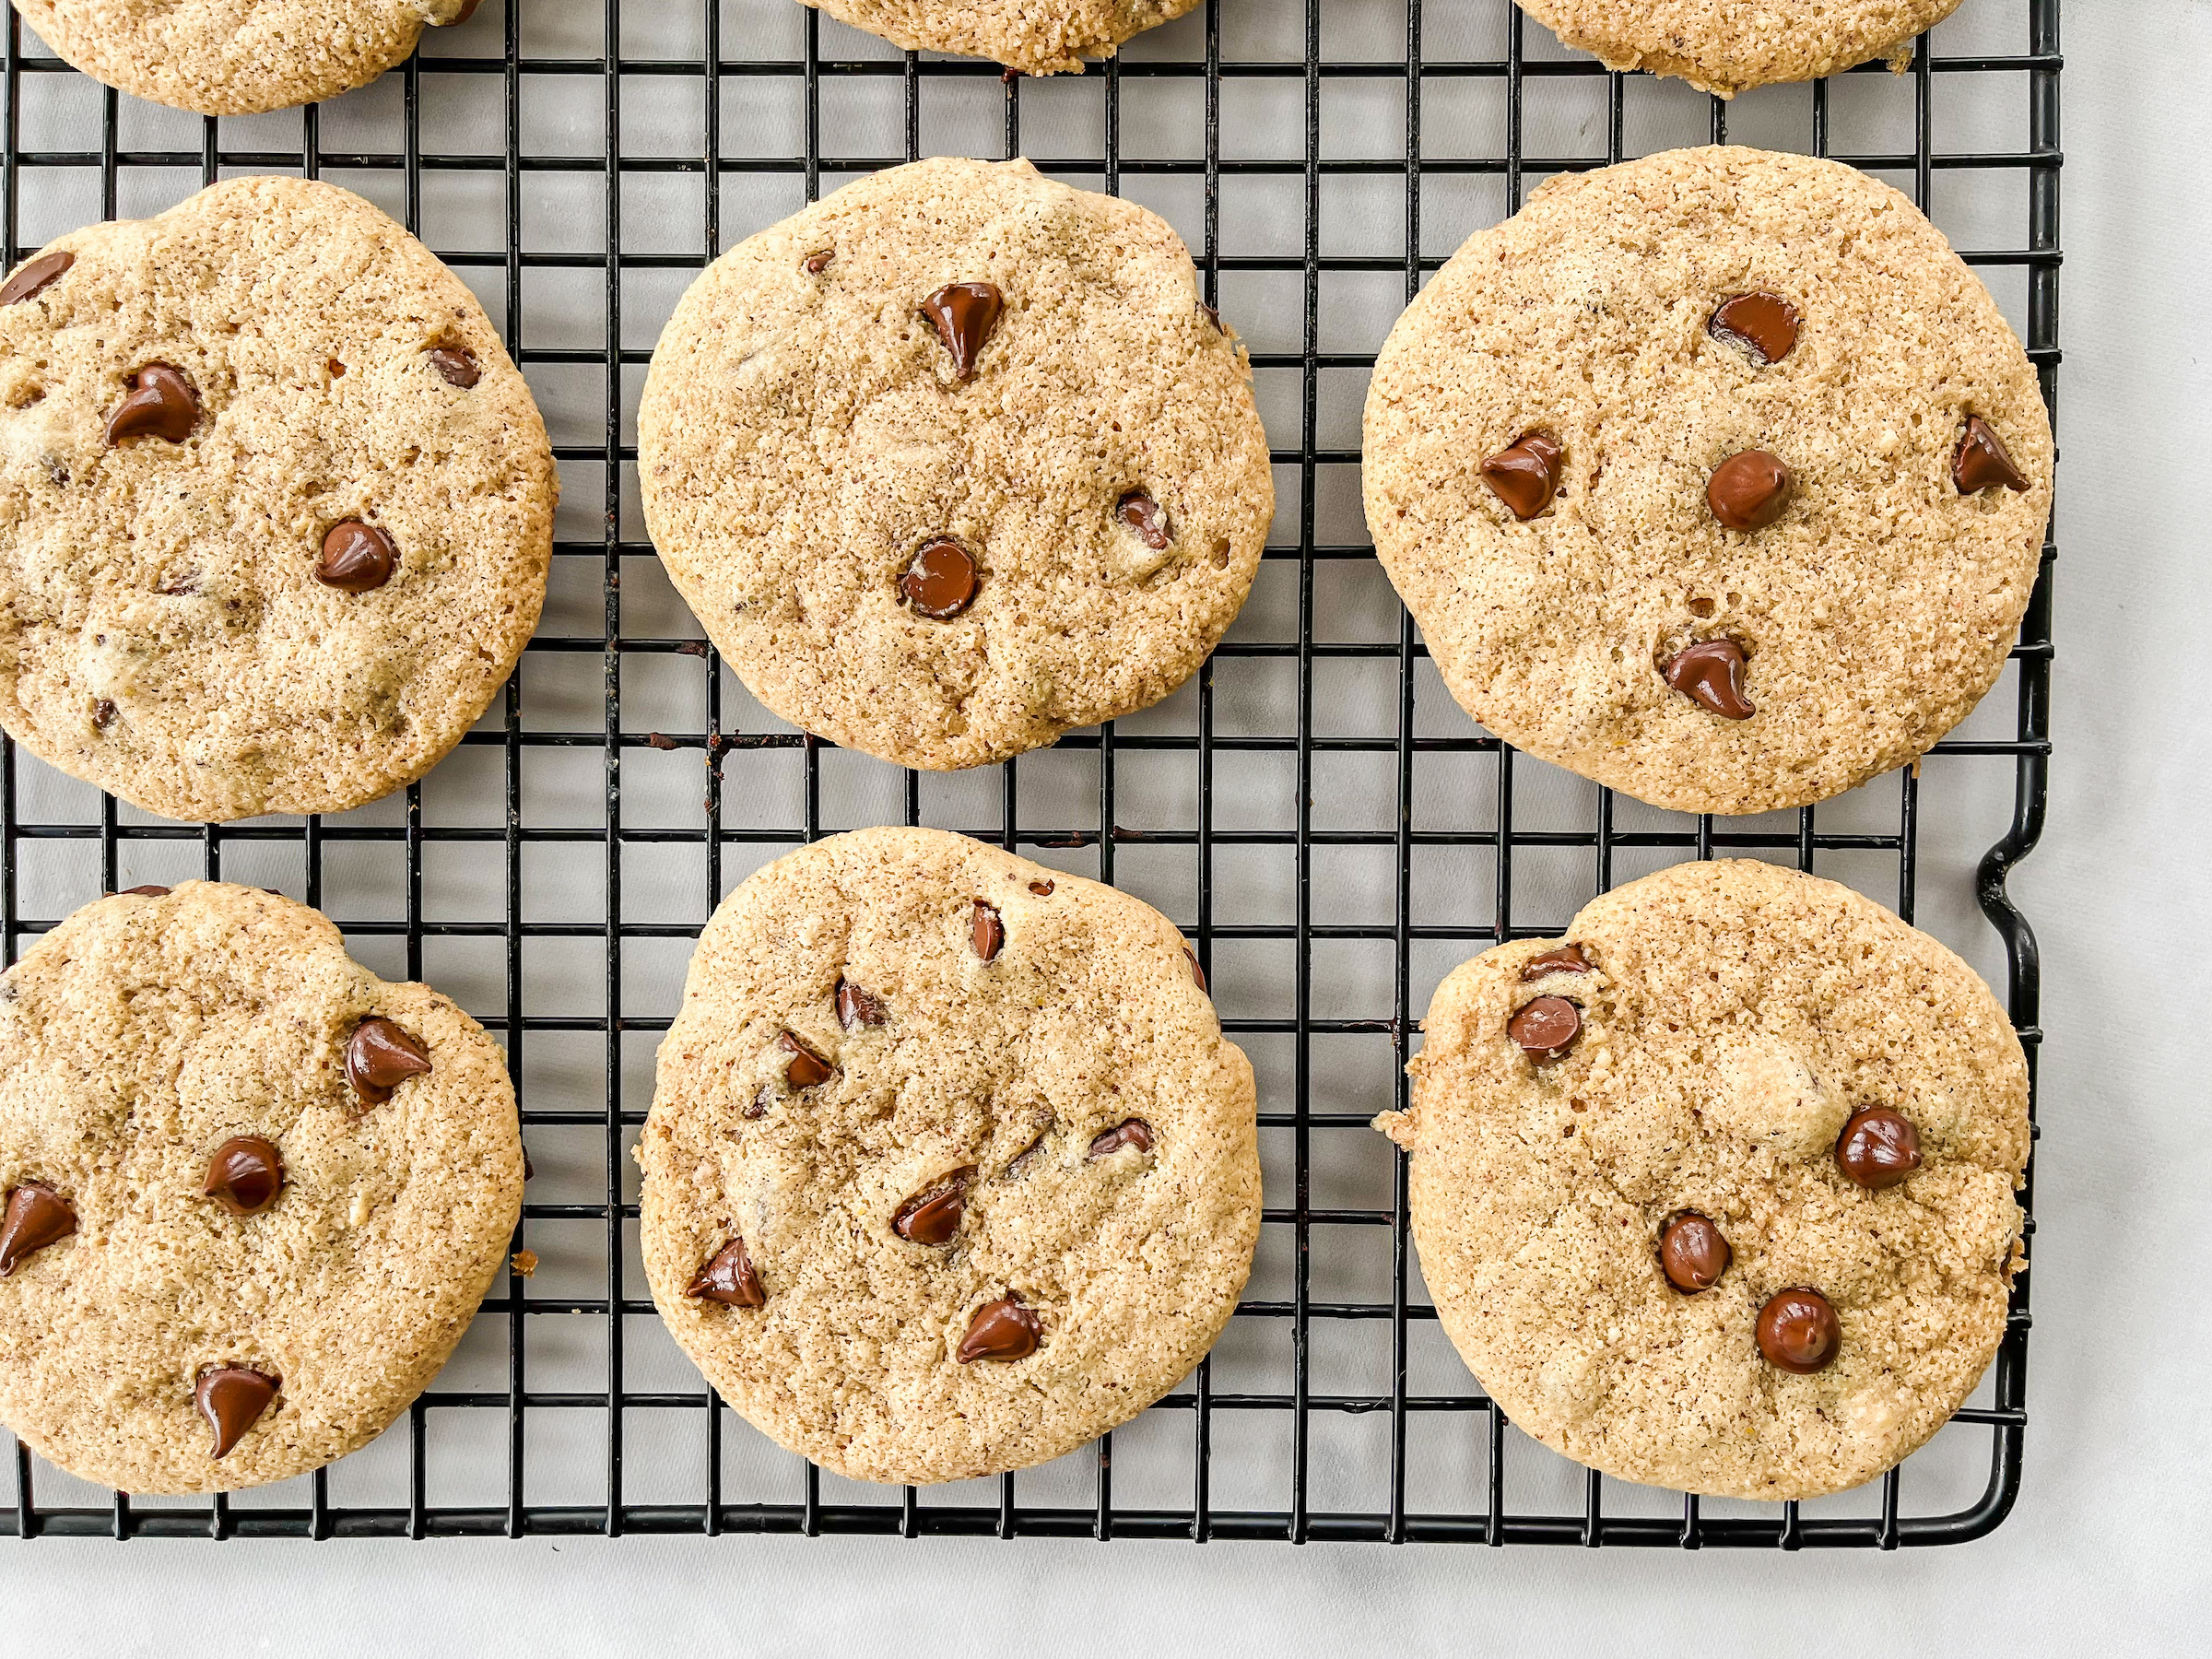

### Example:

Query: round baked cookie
xmin=1363 ymin=146 xmax=2051 ymax=816
xmin=806 ymin=1 xmax=1199 ymax=76
xmin=1515 ymin=0 xmax=1962 ymax=97
xmin=1377 ymin=859 xmax=2028 ymax=1500
xmin=0 ymin=175 xmax=555 ymax=823
xmin=0 ymin=881 xmax=524 ymax=1494
xmin=13 ymin=0 xmax=481 ymax=117
xmin=638 ymin=157 xmax=1271 ymax=772
xmin=638 ymin=826 xmax=1259 ymax=1484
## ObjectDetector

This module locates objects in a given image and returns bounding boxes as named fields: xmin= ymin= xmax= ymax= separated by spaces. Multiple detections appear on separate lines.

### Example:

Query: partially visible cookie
xmin=1363 ymin=146 xmax=2051 ymax=816
xmin=0 ymin=175 xmax=555 ymax=822
xmin=1516 ymin=0 xmax=1963 ymax=96
xmin=0 ymin=881 xmax=524 ymax=1494
xmin=639 ymin=157 xmax=1271 ymax=772
xmin=638 ymin=826 xmax=1259 ymax=1485
xmin=806 ymin=1 xmax=1199 ymax=75
xmin=1378 ymin=859 xmax=2029 ymax=1500
xmin=13 ymin=0 xmax=480 ymax=116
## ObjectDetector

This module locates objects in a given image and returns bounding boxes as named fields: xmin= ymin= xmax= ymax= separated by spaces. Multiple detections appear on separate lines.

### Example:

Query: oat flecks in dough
xmin=637 ymin=826 xmax=1261 ymax=1486
xmin=637 ymin=157 xmax=1272 ymax=772
xmin=0 ymin=881 xmax=524 ymax=1495
xmin=1362 ymin=146 xmax=2052 ymax=816
xmin=1515 ymin=0 xmax=1964 ymax=97
xmin=806 ymin=0 xmax=1201 ymax=76
xmin=0 ymin=175 xmax=556 ymax=823
xmin=1383 ymin=859 xmax=2029 ymax=1500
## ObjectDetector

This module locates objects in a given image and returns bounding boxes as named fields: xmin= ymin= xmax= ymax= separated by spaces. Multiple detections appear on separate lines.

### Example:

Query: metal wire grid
xmin=0 ymin=0 xmax=2056 ymax=1544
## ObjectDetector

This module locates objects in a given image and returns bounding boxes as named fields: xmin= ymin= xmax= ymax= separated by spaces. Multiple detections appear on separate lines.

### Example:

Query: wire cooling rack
xmin=0 ymin=0 xmax=2055 ymax=1545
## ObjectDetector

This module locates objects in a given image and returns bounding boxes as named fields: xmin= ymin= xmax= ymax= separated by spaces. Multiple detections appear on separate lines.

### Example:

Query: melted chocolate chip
xmin=1835 ymin=1106 xmax=1923 ymax=1190
xmin=1953 ymin=416 xmax=2030 ymax=494
xmin=104 ymin=365 xmax=199 ymax=445
xmin=1707 ymin=450 xmax=1792 ymax=531
xmin=1507 ymin=996 xmax=1581 ymax=1061
xmin=1117 ymin=489 xmax=1172 ymax=551
xmin=1709 ymin=293 xmax=1801 ymax=365
xmin=428 ymin=345 xmax=481 ymax=389
xmin=836 ymin=979 xmax=888 ymax=1031
xmin=0 ymin=250 xmax=73 ymax=306
xmin=120 ymin=884 xmax=171 ymax=897
xmin=1756 ymin=1288 xmax=1841 ymax=1373
xmin=1183 ymin=947 xmax=1208 ymax=993
xmin=957 ymin=1295 xmax=1041 ymax=1362
xmin=1028 ymin=879 xmax=1054 ymax=896
xmin=803 ymin=251 xmax=831 ymax=276
xmin=195 ymin=1367 xmax=279 ymax=1459
xmin=892 ymin=1168 xmax=974 ymax=1245
xmin=203 ymin=1135 xmax=283 ymax=1217
xmin=688 ymin=1235 xmax=766 ymax=1305
xmin=1479 ymin=432 xmax=1564 ymax=521
xmin=1659 ymin=1213 xmax=1731 ymax=1293
xmin=920 ymin=281 xmax=1005 ymax=381
xmin=0 ymin=1182 xmax=76 ymax=1277
xmin=901 ymin=538 xmax=978 ymax=619
xmin=1663 ymin=640 xmax=1756 ymax=721
xmin=91 ymin=699 xmax=117 ymax=731
xmin=315 ymin=521 xmax=397 ymax=594
xmin=1088 ymin=1119 xmax=1154 ymax=1159
xmin=971 ymin=900 xmax=1004 ymax=962
xmin=744 ymin=1086 xmax=771 ymax=1121
xmin=776 ymin=1030 xmax=833 ymax=1088
xmin=1005 ymin=1130 xmax=1050 ymax=1179
xmin=346 ymin=1017 xmax=432 ymax=1105
xmin=1520 ymin=944 xmax=1593 ymax=981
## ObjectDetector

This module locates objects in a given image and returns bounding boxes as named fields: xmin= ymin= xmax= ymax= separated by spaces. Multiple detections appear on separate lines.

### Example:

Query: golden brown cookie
xmin=1516 ymin=0 xmax=1963 ymax=97
xmin=807 ymin=0 xmax=1200 ymax=76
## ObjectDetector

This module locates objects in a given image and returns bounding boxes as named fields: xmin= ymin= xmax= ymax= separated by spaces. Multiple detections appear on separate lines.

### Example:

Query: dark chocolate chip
xmin=203 ymin=1135 xmax=283 ymax=1217
xmin=1088 ymin=1118 xmax=1154 ymax=1159
xmin=1507 ymin=996 xmax=1581 ymax=1061
xmin=1197 ymin=300 xmax=1222 ymax=332
xmin=91 ymin=699 xmax=117 ymax=731
xmin=687 ymin=1235 xmax=765 ymax=1306
xmin=892 ymin=1167 xmax=974 ymax=1245
xmin=803 ymin=252 xmax=831 ymax=276
xmin=776 ymin=1030 xmax=833 ymax=1088
xmin=1707 ymin=450 xmax=1792 ymax=531
xmin=1479 ymin=432 xmax=1564 ymax=521
xmin=1116 ymin=489 xmax=1172 ymax=551
xmin=836 ymin=979 xmax=887 ymax=1031
xmin=104 ymin=364 xmax=199 ymax=445
xmin=1183 ymin=946 xmax=1208 ymax=993
xmin=1028 ymin=879 xmax=1054 ymax=896
xmin=0 ymin=250 xmax=73 ymax=306
xmin=428 ymin=345 xmax=481 ymax=389
xmin=1005 ymin=1130 xmax=1051 ymax=1179
xmin=1663 ymin=640 xmax=1756 ymax=721
xmin=744 ymin=1087 xmax=771 ymax=1121
xmin=1835 ymin=1105 xmax=1923 ymax=1190
xmin=957 ymin=1295 xmax=1041 ymax=1363
xmin=346 ymin=1017 xmax=432 ymax=1105
xmin=1756 ymin=1288 xmax=1841 ymax=1373
xmin=1659 ymin=1212 xmax=1731 ymax=1293
xmin=0 ymin=1182 xmax=76 ymax=1277
xmin=315 ymin=521 xmax=397 ymax=594
xmin=1709 ymin=293 xmax=1801 ymax=365
xmin=920 ymin=281 xmax=1004 ymax=381
xmin=971 ymin=900 xmax=1005 ymax=962
xmin=1520 ymin=944 xmax=1593 ymax=981
xmin=195 ymin=1367 xmax=279 ymax=1459
xmin=1953 ymin=416 xmax=2030 ymax=494
xmin=120 ymin=884 xmax=171 ymax=897
xmin=900 ymin=537 xmax=978 ymax=619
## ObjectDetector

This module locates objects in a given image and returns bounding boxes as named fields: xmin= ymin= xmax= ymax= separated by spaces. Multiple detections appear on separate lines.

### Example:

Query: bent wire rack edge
xmin=0 ymin=0 xmax=2056 ymax=1545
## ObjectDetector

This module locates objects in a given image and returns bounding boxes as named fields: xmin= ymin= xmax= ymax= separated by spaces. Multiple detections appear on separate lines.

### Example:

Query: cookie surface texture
xmin=0 ymin=175 xmax=555 ymax=822
xmin=638 ymin=826 xmax=1260 ymax=1484
xmin=1515 ymin=0 xmax=1963 ymax=96
xmin=1378 ymin=859 xmax=2028 ymax=1500
xmin=806 ymin=0 xmax=1200 ymax=75
xmin=1363 ymin=146 xmax=2050 ymax=816
xmin=638 ymin=156 xmax=1271 ymax=771
xmin=0 ymin=881 xmax=524 ymax=1493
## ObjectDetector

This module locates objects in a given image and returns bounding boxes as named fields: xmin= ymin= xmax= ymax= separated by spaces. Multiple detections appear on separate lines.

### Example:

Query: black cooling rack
xmin=0 ymin=0 xmax=2055 ymax=1545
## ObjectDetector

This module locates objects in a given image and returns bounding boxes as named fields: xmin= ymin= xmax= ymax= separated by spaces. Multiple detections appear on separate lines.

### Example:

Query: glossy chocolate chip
xmin=0 ymin=1182 xmax=76 ymax=1277
xmin=1756 ymin=1288 xmax=1841 ymax=1373
xmin=346 ymin=1017 xmax=432 ymax=1105
xmin=1117 ymin=489 xmax=1172 ymax=551
xmin=315 ymin=521 xmax=397 ymax=594
xmin=1953 ymin=416 xmax=2030 ymax=494
xmin=0 ymin=250 xmax=73 ymax=305
xmin=892 ymin=1168 xmax=974 ymax=1246
xmin=428 ymin=345 xmax=480 ymax=388
xmin=901 ymin=538 xmax=978 ymax=619
xmin=1028 ymin=879 xmax=1054 ymax=896
xmin=1664 ymin=640 xmax=1756 ymax=721
xmin=836 ymin=979 xmax=887 ymax=1031
xmin=1659 ymin=1213 xmax=1731 ymax=1293
xmin=1707 ymin=451 xmax=1792 ymax=531
xmin=744 ymin=1087 xmax=771 ymax=1121
xmin=195 ymin=1367 xmax=279 ymax=1459
xmin=688 ymin=1235 xmax=766 ymax=1306
xmin=1835 ymin=1106 xmax=1923 ymax=1190
xmin=120 ymin=884 xmax=171 ymax=897
xmin=920 ymin=281 xmax=1004 ymax=381
xmin=1183 ymin=947 xmax=1208 ymax=993
xmin=1088 ymin=1118 xmax=1154 ymax=1159
xmin=802 ymin=251 xmax=831 ymax=276
xmin=1520 ymin=944 xmax=1593 ymax=981
xmin=104 ymin=365 xmax=199 ymax=445
xmin=91 ymin=699 xmax=117 ymax=731
xmin=203 ymin=1136 xmax=283 ymax=1217
xmin=776 ymin=1030 xmax=833 ymax=1088
xmin=957 ymin=1295 xmax=1041 ymax=1363
xmin=1479 ymin=432 xmax=1564 ymax=521
xmin=1709 ymin=293 xmax=1801 ymax=365
xmin=971 ymin=900 xmax=1005 ymax=962
xmin=1507 ymin=996 xmax=1581 ymax=1061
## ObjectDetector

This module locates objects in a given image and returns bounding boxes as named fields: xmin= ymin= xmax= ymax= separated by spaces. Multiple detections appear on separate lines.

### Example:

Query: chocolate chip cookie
xmin=638 ymin=157 xmax=1271 ymax=771
xmin=1516 ymin=1 xmax=1963 ymax=96
xmin=14 ymin=0 xmax=482 ymax=116
xmin=1363 ymin=146 xmax=2050 ymax=816
xmin=638 ymin=826 xmax=1259 ymax=1485
xmin=0 ymin=175 xmax=555 ymax=823
xmin=0 ymin=881 xmax=524 ymax=1494
xmin=807 ymin=1 xmax=1200 ymax=76
xmin=1377 ymin=859 xmax=2029 ymax=1500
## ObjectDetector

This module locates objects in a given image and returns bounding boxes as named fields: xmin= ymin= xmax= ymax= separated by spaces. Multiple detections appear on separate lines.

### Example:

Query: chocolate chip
xmin=1116 ymin=489 xmax=1172 ymax=551
xmin=971 ymin=900 xmax=1004 ymax=962
xmin=776 ymin=1030 xmax=833 ymax=1088
xmin=120 ymin=884 xmax=171 ymax=897
xmin=803 ymin=252 xmax=831 ymax=276
xmin=687 ymin=1235 xmax=765 ymax=1306
xmin=744 ymin=1086 xmax=771 ymax=1121
xmin=1028 ymin=879 xmax=1054 ymax=896
xmin=1520 ymin=944 xmax=1592 ymax=981
xmin=836 ymin=979 xmax=887 ymax=1031
xmin=892 ymin=1167 xmax=974 ymax=1245
xmin=1197 ymin=300 xmax=1221 ymax=332
xmin=428 ymin=346 xmax=480 ymax=389
xmin=104 ymin=364 xmax=199 ymax=445
xmin=1658 ymin=1212 xmax=1731 ymax=1293
xmin=1709 ymin=293 xmax=1801 ymax=365
xmin=1835 ymin=1105 xmax=1922 ymax=1190
xmin=1088 ymin=1118 xmax=1154 ymax=1159
xmin=451 ymin=0 xmax=483 ymax=22
xmin=91 ymin=699 xmax=117 ymax=731
xmin=920 ymin=281 xmax=1004 ymax=381
xmin=1507 ymin=996 xmax=1581 ymax=1061
xmin=315 ymin=521 xmax=397 ymax=594
xmin=195 ymin=1367 xmax=279 ymax=1458
xmin=957 ymin=1295 xmax=1041 ymax=1363
xmin=0 ymin=250 xmax=72 ymax=305
xmin=1005 ymin=1130 xmax=1051 ymax=1179
xmin=1756 ymin=1288 xmax=1841 ymax=1373
xmin=1479 ymin=432 xmax=1564 ymax=521
xmin=1183 ymin=947 xmax=1207 ymax=993
xmin=203 ymin=1135 xmax=283 ymax=1217
xmin=0 ymin=1182 xmax=76 ymax=1277
xmin=346 ymin=1017 xmax=431 ymax=1105
xmin=1953 ymin=416 xmax=2030 ymax=494
xmin=1707 ymin=450 xmax=1792 ymax=531
xmin=900 ymin=538 xmax=978 ymax=619
xmin=1663 ymin=640 xmax=1756 ymax=721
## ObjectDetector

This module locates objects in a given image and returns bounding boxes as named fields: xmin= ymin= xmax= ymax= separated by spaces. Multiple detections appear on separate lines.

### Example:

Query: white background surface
xmin=1 ymin=1 xmax=2206 ymax=1652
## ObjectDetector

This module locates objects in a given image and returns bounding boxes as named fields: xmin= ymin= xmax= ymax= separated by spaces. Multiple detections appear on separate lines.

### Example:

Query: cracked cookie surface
xmin=638 ymin=826 xmax=1259 ymax=1485
xmin=1516 ymin=0 xmax=1963 ymax=96
xmin=806 ymin=0 xmax=1202 ymax=75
